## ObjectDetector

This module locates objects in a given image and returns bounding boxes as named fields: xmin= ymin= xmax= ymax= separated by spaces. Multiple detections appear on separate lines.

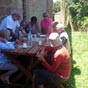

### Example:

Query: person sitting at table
xmin=28 ymin=16 xmax=40 ymax=34
xmin=41 ymin=12 xmax=53 ymax=35
xmin=0 ymin=29 xmax=18 ymax=84
xmin=20 ymin=20 xmax=29 ymax=34
xmin=0 ymin=9 xmax=21 ymax=41
xmin=55 ymin=23 xmax=71 ymax=55
xmin=16 ymin=20 xmax=28 ymax=40
xmin=32 ymin=32 xmax=71 ymax=88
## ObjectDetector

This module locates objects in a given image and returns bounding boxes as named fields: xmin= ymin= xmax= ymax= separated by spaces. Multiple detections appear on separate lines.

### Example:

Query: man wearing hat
xmin=41 ymin=12 xmax=53 ymax=35
xmin=32 ymin=33 xmax=71 ymax=88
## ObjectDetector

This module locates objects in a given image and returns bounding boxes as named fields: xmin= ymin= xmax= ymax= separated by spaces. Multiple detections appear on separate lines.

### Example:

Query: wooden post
xmin=22 ymin=0 xmax=26 ymax=20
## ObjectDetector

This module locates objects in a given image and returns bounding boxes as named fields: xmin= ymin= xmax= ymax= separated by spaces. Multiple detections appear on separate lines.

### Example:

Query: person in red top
xmin=32 ymin=33 xmax=71 ymax=88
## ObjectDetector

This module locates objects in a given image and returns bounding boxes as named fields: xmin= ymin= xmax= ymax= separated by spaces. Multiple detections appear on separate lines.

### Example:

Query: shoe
xmin=0 ymin=76 xmax=11 ymax=84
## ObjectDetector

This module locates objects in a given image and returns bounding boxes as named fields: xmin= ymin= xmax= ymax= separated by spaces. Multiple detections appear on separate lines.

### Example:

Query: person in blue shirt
xmin=0 ymin=29 xmax=18 ymax=84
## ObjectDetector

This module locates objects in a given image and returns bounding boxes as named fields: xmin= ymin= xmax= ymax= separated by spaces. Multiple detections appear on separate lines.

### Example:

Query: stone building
xmin=0 ymin=0 xmax=53 ymax=24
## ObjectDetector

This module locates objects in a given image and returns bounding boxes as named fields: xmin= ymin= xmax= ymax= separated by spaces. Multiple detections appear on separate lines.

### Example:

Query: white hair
xmin=0 ymin=29 xmax=10 ymax=39
xmin=49 ymin=32 xmax=62 ymax=47
xmin=11 ymin=9 xmax=20 ymax=15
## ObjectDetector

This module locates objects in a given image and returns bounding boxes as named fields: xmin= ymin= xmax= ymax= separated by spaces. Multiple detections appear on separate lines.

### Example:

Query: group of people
xmin=0 ymin=8 xmax=71 ymax=88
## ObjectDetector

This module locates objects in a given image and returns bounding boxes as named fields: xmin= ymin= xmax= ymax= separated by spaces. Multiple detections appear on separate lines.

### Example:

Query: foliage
xmin=53 ymin=1 xmax=60 ymax=12
xmin=78 ymin=16 xmax=88 ymax=32
xmin=59 ymin=0 xmax=88 ymax=31
xmin=64 ymin=32 xmax=88 ymax=88
xmin=68 ymin=0 xmax=88 ymax=31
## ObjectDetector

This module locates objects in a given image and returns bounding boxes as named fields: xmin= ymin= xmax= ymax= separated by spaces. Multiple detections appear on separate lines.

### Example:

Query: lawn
xmin=0 ymin=32 xmax=88 ymax=88
xmin=64 ymin=32 xmax=88 ymax=88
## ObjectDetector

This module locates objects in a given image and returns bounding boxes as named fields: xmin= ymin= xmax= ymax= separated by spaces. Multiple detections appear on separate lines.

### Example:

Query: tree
xmin=53 ymin=1 xmax=60 ymax=12
xmin=69 ymin=0 xmax=88 ymax=31
xmin=59 ymin=0 xmax=88 ymax=32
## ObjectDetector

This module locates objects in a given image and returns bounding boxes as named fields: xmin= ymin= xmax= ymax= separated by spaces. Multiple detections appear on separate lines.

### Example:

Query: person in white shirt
xmin=0 ymin=9 xmax=21 ymax=41
xmin=0 ymin=29 xmax=18 ymax=84
xmin=56 ymin=23 xmax=71 ymax=55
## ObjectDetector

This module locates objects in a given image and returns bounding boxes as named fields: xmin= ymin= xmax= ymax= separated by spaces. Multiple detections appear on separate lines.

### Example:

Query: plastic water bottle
xmin=28 ymin=31 xmax=32 ymax=47
xmin=18 ymin=30 xmax=22 ymax=40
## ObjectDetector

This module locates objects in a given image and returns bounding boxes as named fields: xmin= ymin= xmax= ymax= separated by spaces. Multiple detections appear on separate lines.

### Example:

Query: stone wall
xmin=0 ymin=0 xmax=23 ymax=22
xmin=0 ymin=0 xmax=13 ymax=18
xmin=26 ymin=0 xmax=47 ymax=22
xmin=0 ymin=0 xmax=53 ymax=24
xmin=25 ymin=0 xmax=53 ymax=21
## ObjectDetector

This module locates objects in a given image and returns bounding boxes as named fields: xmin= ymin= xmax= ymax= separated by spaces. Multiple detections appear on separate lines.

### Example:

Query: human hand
xmin=36 ymin=49 xmax=45 ymax=58
xmin=18 ymin=26 xmax=23 ymax=31
xmin=40 ymin=50 xmax=45 ymax=55
xmin=15 ymin=39 xmax=20 ymax=45
xmin=37 ymin=54 xmax=45 ymax=62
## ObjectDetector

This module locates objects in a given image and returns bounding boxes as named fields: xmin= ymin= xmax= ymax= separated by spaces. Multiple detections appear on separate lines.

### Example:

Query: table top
xmin=1 ymin=37 xmax=48 ymax=82
xmin=2 ymin=44 xmax=43 ymax=56
xmin=1 ymin=38 xmax=47 ymax=56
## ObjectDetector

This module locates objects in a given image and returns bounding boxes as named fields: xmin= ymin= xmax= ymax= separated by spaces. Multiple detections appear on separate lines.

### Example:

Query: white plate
xmin=39 ymin=35 xmax=46 ymax=37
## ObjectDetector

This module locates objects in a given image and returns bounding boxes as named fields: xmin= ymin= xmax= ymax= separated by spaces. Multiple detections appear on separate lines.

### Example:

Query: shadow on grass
xmin=64 ymin=29 xmax=81 ymax=88
xmin=0 ymin=28 xmax=81 ymax=88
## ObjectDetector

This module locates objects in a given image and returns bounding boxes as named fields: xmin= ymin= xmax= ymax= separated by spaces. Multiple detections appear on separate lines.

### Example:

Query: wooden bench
xmin=0 ymin=70 xmax=7 ymax=75
xmin=45 ymin=82 xmax=65 ymax=88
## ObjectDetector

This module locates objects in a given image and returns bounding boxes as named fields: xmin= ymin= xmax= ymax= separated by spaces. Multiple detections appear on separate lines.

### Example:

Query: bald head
xmin=56 ymin=24 xmax=64 ymax=33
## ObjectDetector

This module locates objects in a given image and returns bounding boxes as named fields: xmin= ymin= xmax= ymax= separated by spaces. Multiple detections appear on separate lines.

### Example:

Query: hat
xmin=56 ymin=24 xmax=64 ymax=30
xmin=43 ymin=12 xmax=49 ymax=17
xmin=49 ymin=32 xmax=62 ymax=47
xmin=49 ymin=32 xmax=59 ymax=40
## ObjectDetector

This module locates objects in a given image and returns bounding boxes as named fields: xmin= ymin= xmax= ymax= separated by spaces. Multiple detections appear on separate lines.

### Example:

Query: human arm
xmin=0 ymin=41 xmax=15 ymax=50
xmin=36 ymin=46 xmax=51 ymax=60
xmin=47 ymin=18 xmax=53 ymax=35
xmin=36 ymin=22 xmax=40 ymax=33
xmin=37 ymin=46 xmax=63 ymax=72
xmin=6 ymin=19 xmax=20 ymax=40
xmin=60 ymin=32 xmax=69 ymax=45
xmin=41 ymin=20 xmax=45 ymax=34
xmin=37 ymin=46 xmax=51 ymax=55
xmin=40 ymin=51 xmax=63 ymax=73
xmin=8 ymin=28 xmax=18 ymax=40
xmin=61 ymin=36 xmax=67 ymax=45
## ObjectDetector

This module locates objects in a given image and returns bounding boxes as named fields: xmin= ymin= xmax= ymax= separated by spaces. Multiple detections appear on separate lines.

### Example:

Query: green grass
xmin=0 ymin=32 xmax=88 ymax=88
xmin=64 ymin=32 xmax=88 ymax=88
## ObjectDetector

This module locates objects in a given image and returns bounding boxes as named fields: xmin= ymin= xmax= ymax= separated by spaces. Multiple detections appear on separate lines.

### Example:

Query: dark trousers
xmin=33 ymin=69 xmax=67 ymax=86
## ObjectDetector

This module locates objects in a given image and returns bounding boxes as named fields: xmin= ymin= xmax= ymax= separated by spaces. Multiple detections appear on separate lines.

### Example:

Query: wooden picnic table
xmin=1 ymin=38 xmax=47 ymax=83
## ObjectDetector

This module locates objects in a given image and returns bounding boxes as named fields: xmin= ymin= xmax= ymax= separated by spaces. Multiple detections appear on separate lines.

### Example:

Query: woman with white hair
xmin=56 ymin=24 xmax=71 ymax=54
xmin=32 ymin=33 xmax=71 ymax=88
xmin=0 ymin=29 xmax=18 ymax=84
